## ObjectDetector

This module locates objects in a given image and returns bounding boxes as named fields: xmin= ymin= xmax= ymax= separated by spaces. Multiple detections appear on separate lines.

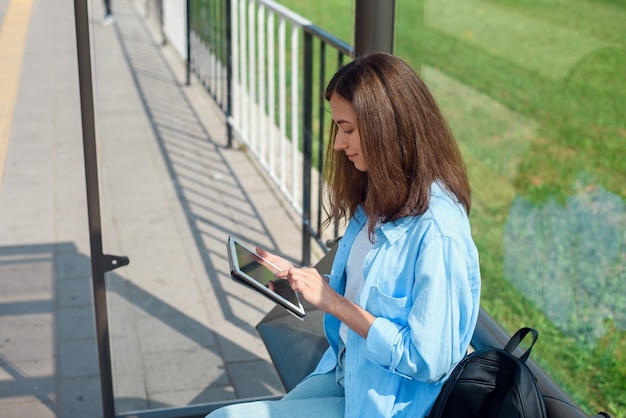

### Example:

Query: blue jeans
xmin=205 ymin=370 xmax=345 ymax=418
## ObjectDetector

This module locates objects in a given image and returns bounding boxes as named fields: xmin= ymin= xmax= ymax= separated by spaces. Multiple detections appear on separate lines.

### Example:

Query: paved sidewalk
xmin=0 ymin=0 xmax=321 ymax=416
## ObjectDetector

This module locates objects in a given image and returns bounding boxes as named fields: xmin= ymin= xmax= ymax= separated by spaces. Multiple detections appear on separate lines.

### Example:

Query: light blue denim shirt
xmin=311 ymin=181 xmax=481 ymax=417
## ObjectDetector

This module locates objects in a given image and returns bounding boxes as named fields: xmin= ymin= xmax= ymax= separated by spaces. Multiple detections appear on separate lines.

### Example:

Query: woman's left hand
xmin=255 ymin=247 xmax=294 ymax=272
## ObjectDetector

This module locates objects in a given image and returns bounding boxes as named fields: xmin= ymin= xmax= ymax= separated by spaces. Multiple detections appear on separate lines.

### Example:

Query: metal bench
xmin=256 ymin=244 xmax=336 ymax=392
xmin=256 ymin=245 xmax=611 ymax=418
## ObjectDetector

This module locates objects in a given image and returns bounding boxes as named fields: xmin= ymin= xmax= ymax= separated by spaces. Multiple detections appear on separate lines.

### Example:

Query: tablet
xmin=227 ymin=236 xmax=305 ymax=319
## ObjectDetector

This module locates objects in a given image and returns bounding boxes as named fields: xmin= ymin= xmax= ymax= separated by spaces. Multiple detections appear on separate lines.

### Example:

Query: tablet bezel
xmin=227 ymin=236 xmax=306 ymax=319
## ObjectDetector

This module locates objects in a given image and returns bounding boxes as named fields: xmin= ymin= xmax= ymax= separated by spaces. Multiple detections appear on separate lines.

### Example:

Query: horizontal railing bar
xmin=256 ymin=0 xmax=352 ymax=56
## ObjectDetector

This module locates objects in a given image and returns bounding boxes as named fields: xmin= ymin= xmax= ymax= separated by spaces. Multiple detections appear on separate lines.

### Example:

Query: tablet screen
xmin=227 ymin=236 xmax=305 ymax=318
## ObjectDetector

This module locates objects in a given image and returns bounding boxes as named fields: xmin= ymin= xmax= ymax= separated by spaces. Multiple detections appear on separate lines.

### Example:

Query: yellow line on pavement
xmin=0 ymin=0 xmax=35 ymax=193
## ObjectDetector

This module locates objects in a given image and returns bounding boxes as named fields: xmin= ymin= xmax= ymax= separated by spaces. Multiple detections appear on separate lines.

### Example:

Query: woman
xmin=208 ymin=53 xmax=481 ymax=417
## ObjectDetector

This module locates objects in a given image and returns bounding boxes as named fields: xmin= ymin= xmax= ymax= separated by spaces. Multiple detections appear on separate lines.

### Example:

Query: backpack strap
xmin=503 ymin=327 xmax=539 ymax=362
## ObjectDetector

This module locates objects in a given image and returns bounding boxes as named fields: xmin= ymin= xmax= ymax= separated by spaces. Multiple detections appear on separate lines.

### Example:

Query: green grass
xmin=272 ymin=0 xmax=625 ymax=416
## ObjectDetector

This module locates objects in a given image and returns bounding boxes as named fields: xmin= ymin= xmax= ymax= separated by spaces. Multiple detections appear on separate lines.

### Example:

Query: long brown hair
xmin=323 ymin=53 xmax=471 ymax=235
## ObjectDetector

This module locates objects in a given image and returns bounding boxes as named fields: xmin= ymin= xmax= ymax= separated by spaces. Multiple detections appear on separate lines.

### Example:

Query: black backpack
xmin=427 ymin=327 xmax=547 ymax=418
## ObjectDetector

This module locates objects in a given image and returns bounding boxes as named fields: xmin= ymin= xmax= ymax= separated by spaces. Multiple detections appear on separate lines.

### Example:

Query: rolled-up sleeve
xmin=365 ymin=317 xmax=402 ymax=365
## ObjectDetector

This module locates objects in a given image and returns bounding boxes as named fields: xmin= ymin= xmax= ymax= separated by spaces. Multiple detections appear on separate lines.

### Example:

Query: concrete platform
xmin=0 ymin=0 xmax=322 ymax=416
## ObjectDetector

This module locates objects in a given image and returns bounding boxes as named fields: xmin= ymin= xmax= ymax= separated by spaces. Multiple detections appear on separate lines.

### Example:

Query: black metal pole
xmin=354 ymin=0 xmax=396 ymax=56
xmin=72 ymin=1 xmax=116 ymax=417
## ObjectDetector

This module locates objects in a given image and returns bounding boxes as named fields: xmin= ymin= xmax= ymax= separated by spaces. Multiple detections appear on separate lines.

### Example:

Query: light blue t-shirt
xmin=311 ymin=181 xmax=481 ymax=418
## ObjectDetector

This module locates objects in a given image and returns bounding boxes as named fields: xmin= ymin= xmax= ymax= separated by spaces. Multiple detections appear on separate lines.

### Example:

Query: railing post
xmin=226 ymin=0 xmax=234 ymax=147
xmin=316 ymin=43 xmax=326 ymax=236
xmin=302 ymin=32 xmax=314 ymax=266
xmin=186 ymin=0 xmax=191 ymax=86
xmin=354 ymin=0 xmax=396 ymax=56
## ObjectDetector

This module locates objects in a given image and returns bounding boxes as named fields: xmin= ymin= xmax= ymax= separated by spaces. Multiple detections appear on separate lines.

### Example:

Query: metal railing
xmin=187 ymin=0 xmax=352 ymax=265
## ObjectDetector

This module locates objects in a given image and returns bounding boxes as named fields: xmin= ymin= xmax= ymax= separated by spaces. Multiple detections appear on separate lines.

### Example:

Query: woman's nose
xmin=334 ymin=133 xmax=347 ymax=151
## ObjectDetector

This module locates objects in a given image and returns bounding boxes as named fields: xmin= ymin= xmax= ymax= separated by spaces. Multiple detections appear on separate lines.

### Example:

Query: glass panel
xmin=282 ymin=0 xmax=625 ymax=416
xmin=406 ymin=1 xmax=624 ymax=416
